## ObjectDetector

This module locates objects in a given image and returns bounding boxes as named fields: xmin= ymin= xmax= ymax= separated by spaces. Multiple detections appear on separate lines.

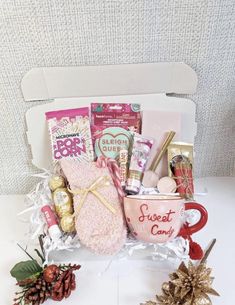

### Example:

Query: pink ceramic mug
xmin=124 ymin=195 xmax=208 ymax=243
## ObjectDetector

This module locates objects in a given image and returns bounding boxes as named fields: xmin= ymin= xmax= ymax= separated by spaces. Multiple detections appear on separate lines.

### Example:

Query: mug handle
xmin=178 ymin=202 xmax=208 ymax=236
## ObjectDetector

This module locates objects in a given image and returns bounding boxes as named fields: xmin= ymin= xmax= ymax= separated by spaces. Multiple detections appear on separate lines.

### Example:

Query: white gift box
xmin=21 ymin=62 xmax=198 ymax=305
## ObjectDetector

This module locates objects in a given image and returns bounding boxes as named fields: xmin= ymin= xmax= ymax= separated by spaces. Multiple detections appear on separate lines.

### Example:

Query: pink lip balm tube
xmin=41 ymin=205 xmax=62 ymax=241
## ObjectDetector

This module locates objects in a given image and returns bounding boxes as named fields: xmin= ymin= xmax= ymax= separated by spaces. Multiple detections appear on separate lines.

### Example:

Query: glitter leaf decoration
xmin=141 ymin=239 xmax=219 ymax=305
xmin=168 ymin=261 xmax=219 ymax=304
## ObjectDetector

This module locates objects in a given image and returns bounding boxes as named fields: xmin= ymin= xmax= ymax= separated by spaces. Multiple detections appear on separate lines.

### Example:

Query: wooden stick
xmin=17 ymin=243 xmax=35 ymax=261
xmin=200 ymin=238 xmax=216 ymax=264
xmin=149 ymin=131 xmax=176 ymax=171
xmin=38 ymin=234 xmax=46 ymax=258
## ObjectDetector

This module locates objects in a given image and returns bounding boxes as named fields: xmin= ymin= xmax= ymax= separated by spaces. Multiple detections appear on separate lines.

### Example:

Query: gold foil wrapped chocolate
xmin=52 ymin=188 xmax=73 ymax=218
xmin=49 ymin=175 xmax=65 ymax=191
xmin=60 ymin=214 xmax=75 ymax=233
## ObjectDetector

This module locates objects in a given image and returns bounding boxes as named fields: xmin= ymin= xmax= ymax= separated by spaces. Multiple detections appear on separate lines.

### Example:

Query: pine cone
xmin=51 ymin=266 xmax=79 ymax=301
xmin=24 ymin=276 xmax=51 ymax=305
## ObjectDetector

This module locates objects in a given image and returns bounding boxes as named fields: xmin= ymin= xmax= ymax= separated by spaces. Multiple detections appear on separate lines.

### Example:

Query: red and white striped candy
xmin=96 ymin=156 xmax=125 ymax=199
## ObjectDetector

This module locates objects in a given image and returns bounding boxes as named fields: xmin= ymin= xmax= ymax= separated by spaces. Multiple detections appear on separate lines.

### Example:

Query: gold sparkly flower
xmin=140 ymin=239 xmax=219 ymax=305
xmin=169 ymin=261 xmax=219 ymax=304
xmin=156 ymin=282 xmax=182 ymax=305
xmin=141 ymin=260 xmax=219 ymax=305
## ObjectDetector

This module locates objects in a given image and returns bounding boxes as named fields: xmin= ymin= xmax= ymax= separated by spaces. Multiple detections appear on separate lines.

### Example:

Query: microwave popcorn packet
xmin=46 ymin=107 xmax=94 ymax=163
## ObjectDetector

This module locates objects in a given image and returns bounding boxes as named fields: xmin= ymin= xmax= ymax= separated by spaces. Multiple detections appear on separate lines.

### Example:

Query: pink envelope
xmin=141 ymin=111 xmax=181 ymax=178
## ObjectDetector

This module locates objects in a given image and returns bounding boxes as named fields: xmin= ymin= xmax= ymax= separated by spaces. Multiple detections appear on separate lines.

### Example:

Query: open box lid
xmin=21 ymin=62 xmax=198 ymax=169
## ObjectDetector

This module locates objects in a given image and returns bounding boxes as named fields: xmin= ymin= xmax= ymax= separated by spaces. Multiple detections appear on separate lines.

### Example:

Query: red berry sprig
xmin=12 ymin=264 xmax=81 ymax=305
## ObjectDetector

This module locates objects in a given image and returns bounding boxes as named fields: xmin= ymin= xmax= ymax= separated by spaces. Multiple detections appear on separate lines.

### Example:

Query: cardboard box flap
xmin=21 ymin=62 xmax=197 ymax=101
xmin=22 ymin=62 xmax=197 ymax=169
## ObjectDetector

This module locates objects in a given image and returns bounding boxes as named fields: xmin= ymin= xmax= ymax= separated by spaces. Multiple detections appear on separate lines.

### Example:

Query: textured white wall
xmin=0 ymin=0 xmax=235 ymax=194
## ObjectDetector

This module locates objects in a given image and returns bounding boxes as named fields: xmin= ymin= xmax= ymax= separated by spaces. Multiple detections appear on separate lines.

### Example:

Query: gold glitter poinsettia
xmin=166 ymin=261 xmax=219 ymax=305
xmin=156 ymin=282 xmax=183 ymax=305
xmin=141 ymin=240 xmax=219 ymax=305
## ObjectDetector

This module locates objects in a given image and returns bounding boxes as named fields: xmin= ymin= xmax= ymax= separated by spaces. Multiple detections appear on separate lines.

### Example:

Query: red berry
xmin=189 ymin=241 xmax=204 ymax=260
xmin=43 ymin=265 xmax=60 ymax=283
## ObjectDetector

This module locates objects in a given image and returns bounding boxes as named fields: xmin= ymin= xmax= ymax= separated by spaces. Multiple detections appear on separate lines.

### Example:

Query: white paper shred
xmin=19 ymin=173 xmax=194 ymax=263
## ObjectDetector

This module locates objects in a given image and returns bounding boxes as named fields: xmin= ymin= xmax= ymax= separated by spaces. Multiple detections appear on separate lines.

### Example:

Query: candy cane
xmin=96 ymin=156 xmax=125 ymax=200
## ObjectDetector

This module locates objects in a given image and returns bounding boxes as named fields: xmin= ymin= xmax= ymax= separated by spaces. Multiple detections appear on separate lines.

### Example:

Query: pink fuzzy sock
xmin=60 ymin=159 xmax=126 ymax=255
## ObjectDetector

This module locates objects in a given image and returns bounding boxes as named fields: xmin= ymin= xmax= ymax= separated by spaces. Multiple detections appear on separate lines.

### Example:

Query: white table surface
xmin=1 ymin=177 xmax=235 ymax=305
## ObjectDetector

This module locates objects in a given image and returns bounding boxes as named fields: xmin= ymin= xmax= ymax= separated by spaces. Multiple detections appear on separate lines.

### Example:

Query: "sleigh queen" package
xmin=91 ymin=103 xmax=141 ymax=160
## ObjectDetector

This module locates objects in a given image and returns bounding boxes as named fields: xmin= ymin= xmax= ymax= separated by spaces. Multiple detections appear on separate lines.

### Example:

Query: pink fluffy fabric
xmin=60 ymin=159 xmax=126 ymax=255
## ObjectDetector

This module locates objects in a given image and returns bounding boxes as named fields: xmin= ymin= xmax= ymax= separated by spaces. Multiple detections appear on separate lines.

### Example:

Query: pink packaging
xmin=91 ymin=103 xmax=141 ymax=159
xmin=41 ymin=205 xmax=58 ymax=228
xmin=41 ymin=205 xmax=62 ymax=241
xmin=126 ymin=134 xmax=154 ymax=194
xmin=45 ymin=107 xmax=94 ymax=163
